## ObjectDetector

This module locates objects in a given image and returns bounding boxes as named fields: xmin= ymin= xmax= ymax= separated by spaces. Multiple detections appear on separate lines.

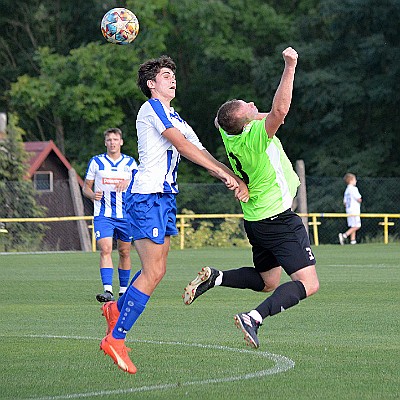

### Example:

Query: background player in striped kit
xmin=83 ymin=128 xmax=138 ymax=302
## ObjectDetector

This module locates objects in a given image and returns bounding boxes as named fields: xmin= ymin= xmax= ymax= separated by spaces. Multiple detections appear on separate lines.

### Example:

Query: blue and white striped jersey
xmin=133 ymin=98 xmax=205 ymax=194
xmin=85 ymin=153 xmax=138 ymax=218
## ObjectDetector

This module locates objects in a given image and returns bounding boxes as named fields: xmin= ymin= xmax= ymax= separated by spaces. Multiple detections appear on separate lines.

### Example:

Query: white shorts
xmin=347 ymin=215 xmax=361 ymax=228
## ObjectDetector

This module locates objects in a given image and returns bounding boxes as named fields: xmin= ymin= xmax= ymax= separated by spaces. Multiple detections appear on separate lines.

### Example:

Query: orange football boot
xmin=100 ymin=334 xmax=137 ymax=374
xmin=101 ymin=301 xmax=120 ymax=335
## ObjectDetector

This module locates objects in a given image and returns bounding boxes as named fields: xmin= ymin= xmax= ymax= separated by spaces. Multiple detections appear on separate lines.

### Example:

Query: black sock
xmin=256 ymin=280 xmax=307 ymax=319
xmin=221 ymin=267 xmax=265 ymax=292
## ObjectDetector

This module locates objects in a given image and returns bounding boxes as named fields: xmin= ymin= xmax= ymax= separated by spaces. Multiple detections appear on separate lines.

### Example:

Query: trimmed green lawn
xmin=0 ymin=244 xmax=399 ymax=399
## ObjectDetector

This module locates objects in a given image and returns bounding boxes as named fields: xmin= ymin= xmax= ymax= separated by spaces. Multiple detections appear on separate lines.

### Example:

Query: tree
xmin=276 ymin=0 xmax=400 ymax=177
xmin=2 ymin=0 xmax=399 ymax=181
xmin=0 ymin=114 xmax=46 ymax=251
xmin=0 ymin=0 xmax=110 ymax=109
xmin=8 ymin=45 xmax=142 ymax=158
xmin=166 ymin=0 xmax=291 ymax=148
xmin=164 ymin=0 xmax=293 ymax=181
xmin=6 ymin=0 xmax=172 ymax=175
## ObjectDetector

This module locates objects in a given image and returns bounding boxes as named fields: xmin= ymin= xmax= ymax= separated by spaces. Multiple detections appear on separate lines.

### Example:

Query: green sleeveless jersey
xmin=220 ymin=118 xmax=300 ymax=221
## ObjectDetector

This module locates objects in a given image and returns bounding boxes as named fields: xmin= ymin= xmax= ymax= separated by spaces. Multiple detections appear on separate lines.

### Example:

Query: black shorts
xmin=244 ymin=209 xmax=316 ymax=276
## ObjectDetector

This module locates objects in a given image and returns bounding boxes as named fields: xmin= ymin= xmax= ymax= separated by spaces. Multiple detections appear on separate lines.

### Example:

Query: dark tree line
xmin=1 ymin=0 xmax=399 ymax=178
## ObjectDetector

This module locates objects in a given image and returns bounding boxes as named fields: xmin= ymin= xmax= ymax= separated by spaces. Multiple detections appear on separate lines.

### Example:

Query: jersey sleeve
xmin=121 ymin=155 xmax=139 ymax=181
xmin=130 ymin=158 xmax=138 ymax=174
xmin=85 ymin=158 xmax=98 ymax=180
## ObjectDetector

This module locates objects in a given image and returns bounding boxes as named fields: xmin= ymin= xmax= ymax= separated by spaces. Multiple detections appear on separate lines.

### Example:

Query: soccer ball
xmin=101 ymin=8 xmax=139 ymax=45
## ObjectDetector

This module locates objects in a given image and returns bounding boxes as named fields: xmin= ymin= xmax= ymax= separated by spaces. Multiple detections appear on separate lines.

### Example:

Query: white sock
xmin=104 ymin=284 xmax=113 ymax=293
xmin=350 ymin=240 xmax=357 ymax=244
xmin=119 ymin=287 xmax=127 ymax=295
xmin=214 ymin=271 xmax=223 ymax=286
xmin=248 ymin=310 xmax=263 ymax=324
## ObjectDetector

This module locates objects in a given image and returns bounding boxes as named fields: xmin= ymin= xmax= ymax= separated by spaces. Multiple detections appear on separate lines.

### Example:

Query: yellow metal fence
xmin=176 ymin=213 xmax=399 ymax=248
xmin=303 ymin=213 xmax=399 ymax=246
xmin=1 ymin=213 xmax=399 ymax=252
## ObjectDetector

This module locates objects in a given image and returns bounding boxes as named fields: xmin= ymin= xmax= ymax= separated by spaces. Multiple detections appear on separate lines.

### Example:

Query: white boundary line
xmin=17 ymin=334 xmax=295 ymax=400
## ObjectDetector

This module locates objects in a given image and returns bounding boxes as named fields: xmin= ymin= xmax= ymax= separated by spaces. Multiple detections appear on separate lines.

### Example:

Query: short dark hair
xmin=216 ymin=99 xmax=246 ymax=135
xmin=104 ymin=127 xmax=122 ymax=139
xmin=137 ymin=55 xmax=176 ymax=98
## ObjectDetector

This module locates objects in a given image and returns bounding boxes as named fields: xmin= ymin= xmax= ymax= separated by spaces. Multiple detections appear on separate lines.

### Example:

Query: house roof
xmin=24 ymin=140 xmax=83 ymax=186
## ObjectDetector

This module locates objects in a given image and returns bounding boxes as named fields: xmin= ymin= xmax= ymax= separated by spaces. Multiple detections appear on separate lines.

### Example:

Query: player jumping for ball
xmin=99 ymin=55 xmax=249 ymax=373
xmin=183 ymin=47 xmax=320 ymax=349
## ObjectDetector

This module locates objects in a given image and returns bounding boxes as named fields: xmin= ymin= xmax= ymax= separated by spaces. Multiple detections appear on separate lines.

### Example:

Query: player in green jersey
xmin=183 ymin=47 xmax=319 ymax=348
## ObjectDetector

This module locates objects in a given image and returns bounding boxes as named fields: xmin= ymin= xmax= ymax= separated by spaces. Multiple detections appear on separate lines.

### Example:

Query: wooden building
xmin=24 ymin=140 xmax=91 ymax=251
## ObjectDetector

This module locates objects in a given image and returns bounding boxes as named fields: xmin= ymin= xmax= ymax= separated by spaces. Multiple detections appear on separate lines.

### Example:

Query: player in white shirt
xmin=83 ymin=128 xmax=138 ymax=302
xmin=339 ymin=173 xmax=362 ymax=245
xmin=99 ymin=55 xmax=249 ymax=374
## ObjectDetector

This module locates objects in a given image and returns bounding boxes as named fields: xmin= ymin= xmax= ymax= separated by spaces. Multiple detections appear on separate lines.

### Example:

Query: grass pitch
xmin=1 ymin=244 xmax=399 ymax=399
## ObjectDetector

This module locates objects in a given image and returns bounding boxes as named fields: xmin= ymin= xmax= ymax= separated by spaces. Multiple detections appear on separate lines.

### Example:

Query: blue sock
xmin=118 ymin=268 xmax=131 ymax=289
xmin=117 ymin=270 xmax=142 ymax=311
xmin=100 ymin=268 xmax=113 ymax=288
xmin=112 ymin=285 xmax=150 ymax=339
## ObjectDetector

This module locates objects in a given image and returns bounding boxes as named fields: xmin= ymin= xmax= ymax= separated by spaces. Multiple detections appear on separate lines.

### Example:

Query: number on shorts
xmin=305 ymin=247 xmax=315 ymax=260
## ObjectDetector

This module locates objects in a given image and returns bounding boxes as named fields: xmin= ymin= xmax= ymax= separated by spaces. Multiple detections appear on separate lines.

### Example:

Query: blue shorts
xmin=93 ymin=216 xmax=133 ymax=242
xmin=129 ymin=193 xmax=178 ymax=244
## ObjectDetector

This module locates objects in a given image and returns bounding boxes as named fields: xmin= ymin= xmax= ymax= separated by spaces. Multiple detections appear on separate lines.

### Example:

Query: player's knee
xmin=145 ymin=267 xmax=166 ymax=287
xmin=305 ymin=278 xmax=319 ymax=297
xmin=259 ymin=268 xmax=281 ymax=292
xmin=99 ymin=246 xmax=112 ymax=256
xmin=262 ymin=280 xmax=280 ymax=293
xmin=151 ymin=271 xmax=165 ymax=288
xmin=118 ymin=247 xmax=131 ymax=259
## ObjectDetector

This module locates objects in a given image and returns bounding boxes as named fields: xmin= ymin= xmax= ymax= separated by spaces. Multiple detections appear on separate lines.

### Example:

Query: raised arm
xmin=264 ymin=47 xmax=298 ymax=138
